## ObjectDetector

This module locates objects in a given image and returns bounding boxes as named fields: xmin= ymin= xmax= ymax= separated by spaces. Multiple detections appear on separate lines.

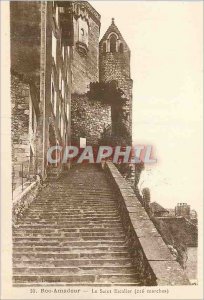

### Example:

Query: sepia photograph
xmin=0 ymin=0 xmax=203 ymax=299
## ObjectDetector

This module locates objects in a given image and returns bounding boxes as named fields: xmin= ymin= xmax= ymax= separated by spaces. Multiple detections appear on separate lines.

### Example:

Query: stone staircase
xmin=13 ymin=164 xmax=144 ymax=286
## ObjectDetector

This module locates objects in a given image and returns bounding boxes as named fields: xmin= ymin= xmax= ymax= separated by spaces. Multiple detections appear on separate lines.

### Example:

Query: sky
xmin=92 ymin=0 xmax=203 ymax=210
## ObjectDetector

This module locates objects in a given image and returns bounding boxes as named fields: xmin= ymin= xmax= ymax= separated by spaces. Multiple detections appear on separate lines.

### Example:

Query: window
xmin=31 ymin=105 xmax=35 ymax=131
xmin=62 ymin=46 xmax=64 ymax=61
xmin=59 ymin=69 xmax=62 ymax=91
xmin=51 ymin=82 xmax=54 ymax=106
xmin=79 ymin=26 xmax=87 ymax=45
xmin=55 ymin=6 xmax=59 ymax=26
xmin=30 ymin=147 xmax=33 ymax=162
xmin=59 ymin=7 xmax=65 ymax=13
xmin=30 ymin=147 xmax=34 ymax=174
xmin=110 ymin=35 xmax=117 ymax=53
xmin=58 ymin=106 xmax=61 ymax=130
xmin=119 ymin=43 xmax=124 ymax=53
xmin=61 ymin=117 xmax=64 ymax=136
xmin=54 ymin=91 xmax=57 ymax=116
xmin=81 ymin=28 xmax=85 ymax=36
xmin=51 ymin=80 xmax=57 ymax=116
xmin=62 ymin=79 xmax=65 ymax=99
xmin=76 ymin=18 xmax=89 ymax=55
xmin=52 ymin=32 xmax=57 ymax=62
xmin=67 ymin=103 xmax=70 ymax=118
xmin=65 ymin=133 xmax=67 ymax=147
xmin=103 ymin=42 xmax=106 ymax=53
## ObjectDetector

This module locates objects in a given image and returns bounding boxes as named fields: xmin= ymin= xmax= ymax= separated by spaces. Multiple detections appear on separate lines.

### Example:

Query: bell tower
xmin=99 ymin=18 xmax=133 ymax=138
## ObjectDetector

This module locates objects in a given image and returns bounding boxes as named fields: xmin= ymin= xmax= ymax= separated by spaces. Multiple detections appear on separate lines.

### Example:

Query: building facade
xmin=11 ymin=1 xmax=42 ymax=191
xmin=11 ymin=1 xmax=73 ymax=191
xmin=11 ymin=1 xmax=133 ymax=192
xmin=175 ymin=203 xmax=191 ymax=219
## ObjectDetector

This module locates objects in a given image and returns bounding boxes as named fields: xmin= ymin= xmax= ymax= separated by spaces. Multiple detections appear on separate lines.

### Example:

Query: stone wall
xmin=186 ymin=247 xmax=197 ymax=283
xmin=10 ymin=1 xmax=44 ymax=178
xmin=71 ymin=94 xmax=111 ymax=146
xmin=11 ymin=75 xmax=31 ymax=190
xmin=104 ymin=161 xmax=190 ymax=286
xmin=71 ymin=6 xmax=100 ymax=94
xmin=10 ymin=1 xmax=41 ymax=88
xmin=12 ymin=177 xmax=42 ymax=225
xmin=99 ymin=52 xmax=131 ymax=96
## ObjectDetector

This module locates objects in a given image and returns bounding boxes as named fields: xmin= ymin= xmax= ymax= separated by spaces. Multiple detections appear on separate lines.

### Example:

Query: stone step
xmin=42 ymin=186 xmax=113 ymax=188
xmin=36 ymin=199 xmax=115 ymax=203
xmin=54 ymin=183 xmax=112 ymax=185
xmin=13 ymin=266 xmax=137 ymax=275
xmin=32 ymin=197 xmax=114 ymax=200
xmin=25 ymin=215 xmax=121 ymax=220
xmin=27 ymin=209 xmax=120 ymax=214
xmin=13 ymin=258 xmax=133 ymax=267
xmin=13 ymin=228 xmax=125 ymax=234
xmin=13 ymin=241 xmax=126 ymax=247
xmin=12 ymin=164 xmax=144 ymax=285
xmin=31 ymin=202 xmax=118 ymax=207
xmin=34 ymin=196 xmax=116 ymax=199
xmin=34 ymin=194 xmax=115 ymax=197
xmin=13 ymin=232 xmax=125 ymax=238
xmin=29 ymin=205 xmax=118 ymax=210
xmin=20 ymin=220 xmax=121 ymax=226
xmin=27 ymin=207 xmax=120 ymax=217
xmin=41 ymin=191 xmax=113 ymax=195
xmin=22 ymin=217 xmax=121 ymax=222
xmin=13 ymin=246 xmax=129 ymax=253
xmin=33 ymin=193 xmax=115 ymax=197
xmin=35 ymin=190 xmax=114 ymax=197
xmin=13 ymin=274 xmax=141 ymax=284
xmin=16 ymin=224 xmax=123 ymax=231
xmin=33 ymin=195 xmax=114 ymax=199
xmin=13 ymin=236 xmax=126 ymax=242
xmin=13 ymin=252 xmax=131 ymax=260
xmin=15 ymin=223 xmax=124 ymax=229
xmin=17 ymin=205 xmax=116 ymax=212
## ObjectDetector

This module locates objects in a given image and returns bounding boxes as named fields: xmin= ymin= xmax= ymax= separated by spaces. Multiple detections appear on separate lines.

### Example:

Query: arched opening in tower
xmin=110 ymin=35 xmax=117 ymax=53
xmin=103 ymin=42 xmax=106 ymax=53
xmin=119 ymin=43 xmax=124 ymax=53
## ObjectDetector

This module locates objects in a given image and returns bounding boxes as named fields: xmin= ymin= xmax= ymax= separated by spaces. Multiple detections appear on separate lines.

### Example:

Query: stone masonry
xmin=11 ymin=1 xmax=190 ymax=287
xmin=71 ymin=2 xmax=101 ymax=94
xmin=13 ymin=164 xmax=143 ymax=286
xmin=71 ymin=94 xmax=111 ymax=146
xmin=99 ymin=19 xmax=133 ymax=136
xmin=13 ymin=163 xmax=189 ymax=286
xmin=11 ymin=76 xmax=31 ymax=190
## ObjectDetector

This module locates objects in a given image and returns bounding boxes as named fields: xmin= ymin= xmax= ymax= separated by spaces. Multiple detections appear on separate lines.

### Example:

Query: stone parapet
xmin=12 ymin=177 xmax=42 ymax=225
xmin=104 ymin=161 xmax=190 ymax=286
